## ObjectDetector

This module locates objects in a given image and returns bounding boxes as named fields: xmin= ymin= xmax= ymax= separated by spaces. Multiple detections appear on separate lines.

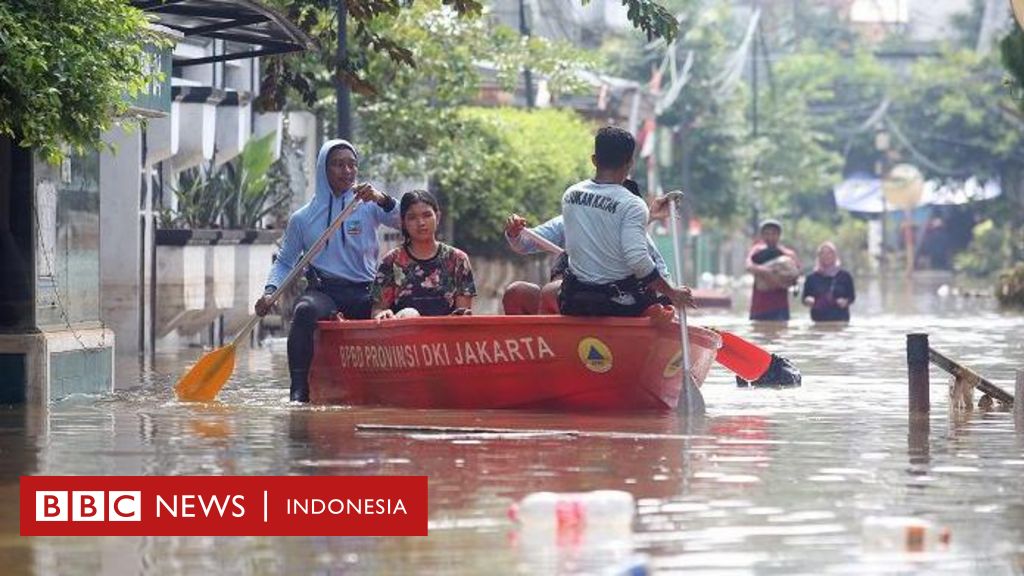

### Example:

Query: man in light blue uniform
xmin=503 ymin=188 xmax=672 ymax=314
xmin=254 ymin=139 xmax=399 ymax=401
xmin=558 ymin=126 xmax=692 ymax=316
xmin=505 ymin=216 xmax=671 ymax=277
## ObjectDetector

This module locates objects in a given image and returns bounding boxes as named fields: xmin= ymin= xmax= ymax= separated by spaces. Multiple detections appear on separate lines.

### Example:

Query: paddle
xmin=664 ymin=190 xmax=704 ymax=415
xmin=519 ymin=220 xmax=777 ymax=385
xmin=175 ymin=197 xmax=364 ymax=402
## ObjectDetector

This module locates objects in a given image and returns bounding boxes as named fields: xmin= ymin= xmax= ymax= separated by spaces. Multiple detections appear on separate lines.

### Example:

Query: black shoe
xmin=735 ymin=375 xmax=750 ymax=387
xmin=290 ymin=386 xmax=310 ymax=403
xmin=750 ymin=354 xmax=802 ymax=388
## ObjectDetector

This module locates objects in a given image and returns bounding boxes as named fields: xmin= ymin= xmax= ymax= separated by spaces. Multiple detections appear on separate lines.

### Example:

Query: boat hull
xmin=309 ymin=315 xmax=720 ymax=411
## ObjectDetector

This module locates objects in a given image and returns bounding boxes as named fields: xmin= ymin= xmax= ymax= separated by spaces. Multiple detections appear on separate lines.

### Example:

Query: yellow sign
xmin=577 ymin=338 xmax=613 ymax=373
xmin=663 ymin=351 xmax=684 ymax=378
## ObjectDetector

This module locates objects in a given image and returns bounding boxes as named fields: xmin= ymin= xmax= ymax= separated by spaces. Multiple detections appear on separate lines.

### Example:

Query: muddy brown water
xmin=2 ymin=275 xmax=1023 ymax=574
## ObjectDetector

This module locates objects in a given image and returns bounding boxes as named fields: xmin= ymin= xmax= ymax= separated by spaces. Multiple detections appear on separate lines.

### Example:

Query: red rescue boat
xmin=308 ymin=315 xmax=721 ymax=411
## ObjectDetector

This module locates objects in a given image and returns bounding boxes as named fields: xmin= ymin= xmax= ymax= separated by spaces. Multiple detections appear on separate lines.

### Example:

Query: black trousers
xmin=557 ymin=271 xmax=661 ymax=317
xmin=287 ymin=282 xmax=371 ymax=402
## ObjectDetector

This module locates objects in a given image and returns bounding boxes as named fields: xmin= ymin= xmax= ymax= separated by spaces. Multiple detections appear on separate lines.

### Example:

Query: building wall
xmin=100 ymin=127 xmax=142 ymax=358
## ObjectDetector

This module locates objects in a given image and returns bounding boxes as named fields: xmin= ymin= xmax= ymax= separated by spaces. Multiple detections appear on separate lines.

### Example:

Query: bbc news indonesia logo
xmin=36 ymin=490 xmax=141 ymax=522
xmin=21 ymin=476 xmax=427 ymax=536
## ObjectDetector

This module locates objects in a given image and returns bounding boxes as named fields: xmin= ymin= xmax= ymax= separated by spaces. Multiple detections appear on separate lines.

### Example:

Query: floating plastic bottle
xmin=508 ymin=490 xmax=635 ymax=533
xmin=862 ymin=516 xmax=951 ymax=552
xmin=510 ymin=491 xmax=637 ymax=574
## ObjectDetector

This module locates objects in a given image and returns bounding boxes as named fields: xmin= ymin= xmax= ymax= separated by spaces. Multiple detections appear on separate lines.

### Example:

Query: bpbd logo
xmin=35 ymin=491 xmax=141 ymax=522
xmin=577 ymin=337 xmax=613 ymax=373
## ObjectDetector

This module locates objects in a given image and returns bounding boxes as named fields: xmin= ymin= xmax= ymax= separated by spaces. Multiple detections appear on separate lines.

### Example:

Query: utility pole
xmin=751 ymin=20 xmax=758 ymax=137
xmin=518 ymin=0 xmax=535 ymax=108
xmin=336 ymin=0 xmax=352 ymax=139
xmin=749 ymin=2 xmax=761 ymax=236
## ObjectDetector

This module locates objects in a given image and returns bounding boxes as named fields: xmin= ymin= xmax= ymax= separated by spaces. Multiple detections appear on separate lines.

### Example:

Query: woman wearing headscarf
xmin=801 ymin=241 xmax=856 ymax=322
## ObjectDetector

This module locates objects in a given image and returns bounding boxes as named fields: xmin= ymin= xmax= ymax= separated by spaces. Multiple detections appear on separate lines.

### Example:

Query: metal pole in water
xmin=667 ymin=191 xmax=701 ymax=415
xmin=907 ymin=333 xmax=930 ymax=414
xmin=1015 ymin=369 xmax=1023 ymax=430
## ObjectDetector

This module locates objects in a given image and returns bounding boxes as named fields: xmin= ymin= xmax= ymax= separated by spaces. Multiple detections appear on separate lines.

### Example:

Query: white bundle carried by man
xmin=754 ymin=255 xmax=800 ymax=291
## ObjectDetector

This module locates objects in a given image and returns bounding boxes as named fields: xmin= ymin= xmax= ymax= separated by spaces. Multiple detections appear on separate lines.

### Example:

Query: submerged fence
xmin=905 ymin=333 xmax=1022 ymax=426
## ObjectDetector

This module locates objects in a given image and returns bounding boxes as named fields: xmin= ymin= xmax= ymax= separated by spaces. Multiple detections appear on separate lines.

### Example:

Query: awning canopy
xmin=833 ymin=174 xmax=1002 ymax=213
xmin=132 ymin=0 xmax=314 ymax=68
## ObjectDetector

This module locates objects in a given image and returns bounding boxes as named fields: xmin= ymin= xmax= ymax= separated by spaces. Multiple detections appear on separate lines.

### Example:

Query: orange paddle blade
xmin=175 ymin=344 xmax=237 ymax=402
xmin=715 ymin=331 xmax=772 ymax=381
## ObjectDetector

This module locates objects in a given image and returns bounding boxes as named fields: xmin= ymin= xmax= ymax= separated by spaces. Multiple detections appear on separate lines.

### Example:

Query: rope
xmin=883 ymin=116 xmax=963 ymax=176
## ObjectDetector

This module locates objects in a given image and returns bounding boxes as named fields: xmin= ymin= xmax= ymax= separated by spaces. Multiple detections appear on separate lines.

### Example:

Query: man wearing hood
xmin=254 ymin=139 xmax=400 ymax=401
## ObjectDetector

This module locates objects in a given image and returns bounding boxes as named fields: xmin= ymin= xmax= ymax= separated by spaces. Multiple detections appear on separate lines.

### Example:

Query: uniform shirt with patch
xmin=561 ymin=179 xmax=656 ymax=285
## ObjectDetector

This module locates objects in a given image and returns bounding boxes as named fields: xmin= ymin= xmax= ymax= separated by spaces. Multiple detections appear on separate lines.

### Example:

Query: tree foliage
xmin=744 ymin=49 xmax=888 ymax=220
xmin=259 ymin=0 xmax=678 ymax=110
xmin=0 ymin=0 xmax=160 ymax=160
xmin=887 ymin=48 xmax=1024 ymax=269
xmin=1001 ymin=27 xmax=1024 ymax=111
xmin=612 ymin=2 xmax=746 ymax=222
xmin=889 ymin=50 xmax=1023 ymax=179
xmin=354 ymin=2 xmax=594 ymax=252
xmin=434 ymin=107 xmax=593 ymax=253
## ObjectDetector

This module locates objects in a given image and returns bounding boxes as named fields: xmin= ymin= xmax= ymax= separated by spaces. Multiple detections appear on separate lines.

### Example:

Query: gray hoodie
xmin=265 ymin=139 xmax=400 ymax=289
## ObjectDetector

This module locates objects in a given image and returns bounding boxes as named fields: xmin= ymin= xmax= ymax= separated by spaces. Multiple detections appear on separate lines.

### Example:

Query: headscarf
xmin=814 ymin=241 xmax=842 ymax=277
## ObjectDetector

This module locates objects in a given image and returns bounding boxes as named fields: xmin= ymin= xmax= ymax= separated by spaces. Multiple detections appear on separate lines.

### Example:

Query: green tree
xmin=889 ymin=50 xmax=1022 ymax=179
xmin=1001 ymin=28 xmax=1024 ymax=111
xmin=886 ymin=49 xmax=1024 ymax=268
xmin=738 ymin=49 xmax=862 ymax=223
xmin=434 ymin=107 xmax=593 ymax=253
xmin=259 ymin=0 xmax=678 ymax=111
xmin=0 ymin=0 xmax=160 ymax=160
xmin=606 ymin=1 xmax=746 ymax=223
xmin=353 ymin=2 xmax=595 ymax=252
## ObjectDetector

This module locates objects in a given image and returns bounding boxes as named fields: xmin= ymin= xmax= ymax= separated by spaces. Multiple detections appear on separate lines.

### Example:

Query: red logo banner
xmin=20 ymin=476 xmax=428 ymax=536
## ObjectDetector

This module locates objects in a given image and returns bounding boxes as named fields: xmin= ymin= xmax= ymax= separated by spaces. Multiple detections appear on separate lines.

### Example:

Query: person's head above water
xmin=759 ymin=219 xmax=782 ymax=247
xmin=399 ymin=190 xmax=441 ymax=245
xmin=592 ymin=126 xmax=635 ymax=182
xmin=324 ymin=140 xmax=359 ymax=195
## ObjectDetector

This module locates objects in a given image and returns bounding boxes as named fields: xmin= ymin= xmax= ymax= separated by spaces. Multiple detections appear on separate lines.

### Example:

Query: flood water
xmin=3 ymin=274 xmax=1024 ymax=575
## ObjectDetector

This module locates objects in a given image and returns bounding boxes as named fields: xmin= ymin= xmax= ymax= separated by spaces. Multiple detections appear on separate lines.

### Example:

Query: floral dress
xmin=371 ymin=243 xmax=477 ymax=316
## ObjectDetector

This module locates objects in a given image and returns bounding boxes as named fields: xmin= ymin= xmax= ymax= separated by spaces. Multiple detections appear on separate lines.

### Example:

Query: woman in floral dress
xmin=371 ymin=190 xmax=476 ymax=319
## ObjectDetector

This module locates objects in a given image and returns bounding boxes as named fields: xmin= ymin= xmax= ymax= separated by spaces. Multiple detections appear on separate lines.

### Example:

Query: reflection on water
xmin=3 ymin=276 xmax=1024 ymax=574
